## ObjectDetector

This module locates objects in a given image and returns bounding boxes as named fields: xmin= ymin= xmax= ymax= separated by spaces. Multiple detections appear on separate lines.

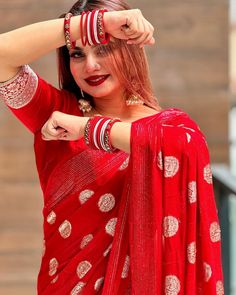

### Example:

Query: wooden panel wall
xmin=0 ymin=0 xmax=229 ymax=294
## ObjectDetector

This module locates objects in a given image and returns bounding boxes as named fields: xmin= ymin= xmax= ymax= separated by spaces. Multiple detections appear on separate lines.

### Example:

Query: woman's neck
xmin=88 ymin=92 xmax=161 ymax=122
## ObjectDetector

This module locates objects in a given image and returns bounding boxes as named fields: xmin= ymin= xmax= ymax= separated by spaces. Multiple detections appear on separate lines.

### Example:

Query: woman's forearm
xmin=0 ymin=16 xmax=81 ymax=81
xmin=41 ymin=113 xmax=132 ymax=154
xmin=110 ymin=122 xmax=131 ymax=154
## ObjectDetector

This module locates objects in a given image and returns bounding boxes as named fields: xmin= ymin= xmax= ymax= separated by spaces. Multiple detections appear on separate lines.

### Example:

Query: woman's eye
xmin=70 ymin=51 xmax=84 ymax=59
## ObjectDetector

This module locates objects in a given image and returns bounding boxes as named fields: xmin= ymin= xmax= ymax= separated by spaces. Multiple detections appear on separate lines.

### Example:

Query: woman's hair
xmin=57 ymin=0 xmax=160 ymax=110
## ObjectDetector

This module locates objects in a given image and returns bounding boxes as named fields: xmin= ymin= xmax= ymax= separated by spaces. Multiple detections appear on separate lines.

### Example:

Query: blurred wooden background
xmin=0 ymin=0 xmax=229 ymax=294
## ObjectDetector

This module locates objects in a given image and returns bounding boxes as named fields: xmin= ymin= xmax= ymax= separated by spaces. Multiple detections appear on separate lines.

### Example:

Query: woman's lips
xmin=85 ymin=75 xmax=110 ymax=86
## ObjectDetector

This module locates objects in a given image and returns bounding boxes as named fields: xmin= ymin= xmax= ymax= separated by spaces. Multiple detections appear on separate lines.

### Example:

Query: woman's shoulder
xmin=139 ymin=107 xmax=207 ymax=148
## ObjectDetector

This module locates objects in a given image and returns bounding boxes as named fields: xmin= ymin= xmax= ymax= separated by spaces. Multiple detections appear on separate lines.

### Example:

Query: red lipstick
xmin=85 ymin=75 xmax=110 ymax=86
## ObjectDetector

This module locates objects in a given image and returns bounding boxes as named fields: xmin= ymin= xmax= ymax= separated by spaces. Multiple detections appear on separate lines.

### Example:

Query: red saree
xmin=0 ymin=65 xmax=224 ymax=294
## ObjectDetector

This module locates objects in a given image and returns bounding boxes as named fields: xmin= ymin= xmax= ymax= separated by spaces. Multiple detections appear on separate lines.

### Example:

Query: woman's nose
xmin=84 ymin=55 xmax=101 ymax=73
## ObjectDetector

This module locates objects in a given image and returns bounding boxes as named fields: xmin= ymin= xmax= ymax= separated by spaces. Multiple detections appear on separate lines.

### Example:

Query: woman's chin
xmin=84 ymin=88 xmax=116 ymax=99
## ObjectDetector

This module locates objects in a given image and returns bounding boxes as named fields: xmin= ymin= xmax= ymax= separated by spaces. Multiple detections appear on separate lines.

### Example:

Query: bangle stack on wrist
xmin=84 ymin=116 xmax=121 ymax=153
xmin=64 ymin=9 xmax=110 ymax=50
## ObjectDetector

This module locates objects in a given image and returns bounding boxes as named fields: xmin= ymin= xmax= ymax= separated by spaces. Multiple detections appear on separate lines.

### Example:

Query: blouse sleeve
xmin=0 ymin=65 xmax=80 ymax=134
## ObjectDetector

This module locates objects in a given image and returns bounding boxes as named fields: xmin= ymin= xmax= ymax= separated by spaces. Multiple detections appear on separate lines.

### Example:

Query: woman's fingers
xmin=104 ymin=9 xmax=155 ymax=46
xmin=41 ymin=120 xmax=67 ymax=141
xmin=126 ymin=19 xmax=155 ymax=47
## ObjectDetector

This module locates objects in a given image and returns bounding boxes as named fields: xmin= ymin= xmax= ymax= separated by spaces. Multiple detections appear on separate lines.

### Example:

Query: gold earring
xmin=78 ymin=99 xmax=93 ymax=113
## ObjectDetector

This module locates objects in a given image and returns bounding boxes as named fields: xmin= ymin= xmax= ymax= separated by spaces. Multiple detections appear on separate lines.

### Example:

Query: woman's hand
xmin=104 ymin=9 xmax=155 ymax=48
xmin=41 ymin=111 xmax=88 ymax=141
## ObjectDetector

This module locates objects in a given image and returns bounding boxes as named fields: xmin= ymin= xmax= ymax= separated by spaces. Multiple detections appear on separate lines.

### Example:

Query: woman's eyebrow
xmin=73 ymin=46 xmax=83 ymax=51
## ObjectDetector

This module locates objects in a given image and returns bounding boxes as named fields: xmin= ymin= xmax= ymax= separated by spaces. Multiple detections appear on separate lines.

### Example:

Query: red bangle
xmin=104 ymin=119 xmax=121 ymax=153
xmin=80 ymin=9 xmax=110 ymax=47
xmin=64 ymin=13 xmax=76 ymax=50
xmin=95 ymin=117 xmax=109 ymax=149
xmin=80 ymin=11 xmax=87 ymax=47
xmin=84 ymin=116 xmax=121 ymax=153
xmin=90 ymin=10 xmax=99 ymax=46
xmin=97 ymin=9 xmax=110 ymax=45
xmin=85 ymin=11 xmax=90 ymax=46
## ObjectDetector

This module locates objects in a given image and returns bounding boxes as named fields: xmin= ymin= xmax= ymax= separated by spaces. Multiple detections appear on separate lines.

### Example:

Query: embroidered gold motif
xmin=165 ymin=275 xmax=181 ymax=295
xmin=203 ymin=262 xmax=212 ymax=282
xmin=94 ymin=277 xmax=104 ymax=291
xmin=103 ymin=243 xmax=112 ymax=257
xmin=121 ymin=255 xmax=130 ymax=279
xmin=164 ymin=156 xmax=179 ymax=178
xmin=188 ymin=181 xmax=197 ymax=204
xmin=98 ymin=193 xmax=116 ymax=212
xmin=79 ymin=189 xmax=94 ymax=204
xmin=157 ymin=151 xmax=163 ymax=170
xmin=187 ymin=242 xmax=196 ymax=264
xmin=47 ymin=211 xmax=56 ymax=224
xmin=105 ymin=218 xmax=118 ymax=237
xmin=0 ymin=65 xmax=38 ymax=109
xmin=216 ymin=280 xmax=224 ymax=295
xmin=77 ymin=261 xmax=92 ymax=279
xmin=186 ymin=133 xmax=191 ymax=143
xmin=163 ymin=216 xmax=179 ymax=238
xmin=119 ymin=157 xmax=130 ymax=170
xmin=49 ymin=258 xmax=59 ymax=276
xmin=203 ymin=164 xmax=213 ymax=184
xmin=210 ymin=222 xmax=221 ymax=242
xmin=59 ymin=220 xmax=72 ymax=239
xmin=71 ymin=282 xmax=86 ymax=295
xmin=50 ymin=275 xmax=58 ymax=284
xmin=80 ymin=234 xmax=94 ymax=249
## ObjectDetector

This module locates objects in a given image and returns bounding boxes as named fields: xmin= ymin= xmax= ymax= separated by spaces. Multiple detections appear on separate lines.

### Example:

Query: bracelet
xmin=104 ymin=119 xmax=121 ymax=152
xmin=80 ymin=11 xmax=87 ymax=47
xmin=79 ymin=9 xmax=110 ymax=47
xmin=97 ymin=9 xmax=110 ymax=45
xmin=64 ymin=9 xmax=110 ymax=50
xmin=64 ymin=13 xmax=76 ymax=50
xmin=84 ymin=116 xmax=121 ymax=153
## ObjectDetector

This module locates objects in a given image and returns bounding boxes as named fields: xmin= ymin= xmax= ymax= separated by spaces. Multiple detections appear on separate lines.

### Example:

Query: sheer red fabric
xmin=3 ymin=68 xmax=224 ymax=294
xmin=125 ymin=109 xmax=224 ymax=294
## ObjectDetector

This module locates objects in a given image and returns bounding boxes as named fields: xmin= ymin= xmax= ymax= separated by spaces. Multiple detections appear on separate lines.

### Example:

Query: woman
xmin=0 ymin=0 xmax=224 ymax=294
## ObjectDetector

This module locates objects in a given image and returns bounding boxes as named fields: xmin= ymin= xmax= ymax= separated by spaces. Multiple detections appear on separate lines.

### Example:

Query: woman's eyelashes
xmin=70 ymin=46 xmax=109 ymax=59
xmin=70 ymin=50 xmax=84 ymax=59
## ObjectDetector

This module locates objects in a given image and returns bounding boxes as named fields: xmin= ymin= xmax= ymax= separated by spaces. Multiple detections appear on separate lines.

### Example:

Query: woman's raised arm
xmin=0 ymin=16 xmax=81 ymax=82
xmin=0 ymin=9 xmax=154 ymax=82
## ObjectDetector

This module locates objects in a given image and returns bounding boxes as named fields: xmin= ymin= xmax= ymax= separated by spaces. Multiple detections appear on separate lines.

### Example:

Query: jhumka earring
xmin=126 ymin=94 xmax=144 ymax=106
xmin=78 ymin=99 xmax=93 ymax=113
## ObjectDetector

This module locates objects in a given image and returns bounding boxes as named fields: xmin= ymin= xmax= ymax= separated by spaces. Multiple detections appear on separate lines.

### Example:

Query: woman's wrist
xmin=110 ymin=122 xmax=131 ymax=154
xmin=80 ymin=117 xmax=90 ymax=137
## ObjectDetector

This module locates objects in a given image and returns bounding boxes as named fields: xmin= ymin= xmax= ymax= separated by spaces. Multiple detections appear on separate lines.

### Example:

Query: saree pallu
xmin=122 ymin=108 xmax=223 ymax=294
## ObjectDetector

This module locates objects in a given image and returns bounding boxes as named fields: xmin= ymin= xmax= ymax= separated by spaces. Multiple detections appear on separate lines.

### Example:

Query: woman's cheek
xmin=70 ymin=64 xmax=82 ymax=85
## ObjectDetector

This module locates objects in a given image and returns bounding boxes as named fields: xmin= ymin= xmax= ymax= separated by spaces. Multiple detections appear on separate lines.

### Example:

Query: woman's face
xmin=69 ymin=42 xmax=123 ymax=98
